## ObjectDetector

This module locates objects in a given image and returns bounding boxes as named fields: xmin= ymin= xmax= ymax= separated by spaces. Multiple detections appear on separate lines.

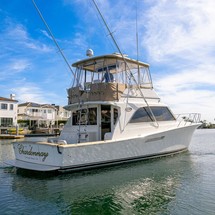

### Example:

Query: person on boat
xmin=102 ymin=70 xmax=114 ymax=83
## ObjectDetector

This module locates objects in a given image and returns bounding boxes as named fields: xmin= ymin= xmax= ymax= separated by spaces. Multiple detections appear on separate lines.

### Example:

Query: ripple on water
xmin=110 ymin=176 xmax=180 ymax=215
xmin=1 ymin=130 xmax=215 ymax=214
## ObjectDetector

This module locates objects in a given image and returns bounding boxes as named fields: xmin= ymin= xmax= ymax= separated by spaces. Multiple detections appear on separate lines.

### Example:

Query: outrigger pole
xmin=32 ymin=0 xmax=75 ymax=77
xmin=91 ymin=0 xmax=159 ymax=127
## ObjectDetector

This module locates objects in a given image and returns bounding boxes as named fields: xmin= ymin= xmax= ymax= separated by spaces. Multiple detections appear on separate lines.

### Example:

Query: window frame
xmin=48 ymin=109 xmax=52 ymax=114
xmin=72 ymin=107 xmax=97 ymax=126
xmin=10 ymin=104 xmax=14 ymax=110
xmin=1 ymin=103 xmax=8 ymax=110
xmin=0 ymin=117 xmax=13 ymax=126
xmin=129 ymin=106 xmax=176 ymax=123
xmin=113 ymin=108 xmax=119 ymax=125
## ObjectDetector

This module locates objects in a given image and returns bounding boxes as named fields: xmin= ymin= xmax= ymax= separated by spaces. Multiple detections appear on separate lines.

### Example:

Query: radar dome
xmin=86 ymin=49 xmax=94 ymax=57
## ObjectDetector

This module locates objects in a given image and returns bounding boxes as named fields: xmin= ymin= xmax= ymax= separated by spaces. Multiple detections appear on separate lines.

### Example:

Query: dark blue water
xmin=0 ymin=130 xmax=215 ymax=215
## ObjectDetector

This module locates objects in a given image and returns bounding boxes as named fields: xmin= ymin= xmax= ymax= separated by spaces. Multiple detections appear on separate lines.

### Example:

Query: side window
xmin=150 ymin=107 xmax=175 ymax=121
xmin=88 ymin=108 xmax=97 ymax=125
xmin=72 ymin=108 xmax=97 ymax=125
xmin=113 ymin=108 xmax=118 ymax=124
xmin=130 ymin=107 xmax=153 ymax=123
xmin=72 ymin=109 xmax=87 ymax=125
xmin=130 ymin=106 xmax=175 ymax=123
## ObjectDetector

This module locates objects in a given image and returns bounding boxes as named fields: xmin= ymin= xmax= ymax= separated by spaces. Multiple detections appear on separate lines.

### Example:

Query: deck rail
xmin=175 ymin=113 xmax=201 ymax=127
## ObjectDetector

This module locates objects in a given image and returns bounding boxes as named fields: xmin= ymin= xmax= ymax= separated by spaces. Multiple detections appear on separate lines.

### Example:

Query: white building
xmin=54 ymin=105 xmax=71 ymax=121
xmin=18 ymin=102 xmax=70 ymax=128
xmin=0 ymin=94 xmax=18 ymax=127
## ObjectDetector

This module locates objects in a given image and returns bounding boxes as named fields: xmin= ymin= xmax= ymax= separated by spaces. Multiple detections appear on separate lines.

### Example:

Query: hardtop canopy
xmin=72 ymin=53 xmax=149 ymax=74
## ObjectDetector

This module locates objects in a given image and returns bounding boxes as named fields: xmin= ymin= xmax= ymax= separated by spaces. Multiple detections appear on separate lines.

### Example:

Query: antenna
xmin=91 ymin=0 xmax=123 ymax=55
xmin=32 ymin=0 xmax=75 ymax=77
xmin=136 ymin=0 xmax=139 ymax=62
xmin=135 ymin=0 xmax=141 ymax=85
xmin=91 ymin=0 xmax=159 ymax=127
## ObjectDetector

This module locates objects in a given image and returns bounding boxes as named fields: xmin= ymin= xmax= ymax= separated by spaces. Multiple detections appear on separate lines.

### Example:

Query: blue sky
xmin=0 ymin=0 xmax=215 ymax=122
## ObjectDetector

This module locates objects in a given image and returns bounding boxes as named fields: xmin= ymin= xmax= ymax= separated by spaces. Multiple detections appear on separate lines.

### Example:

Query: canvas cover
xmin=68 ymin=83 xmax=126 ymax=104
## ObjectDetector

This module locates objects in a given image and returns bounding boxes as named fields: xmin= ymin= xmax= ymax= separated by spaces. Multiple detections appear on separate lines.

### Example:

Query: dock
xmin=0 ymin=134 xmax=24 ymax=139
xmin=24 ymin=133 xmax=58 ymax=137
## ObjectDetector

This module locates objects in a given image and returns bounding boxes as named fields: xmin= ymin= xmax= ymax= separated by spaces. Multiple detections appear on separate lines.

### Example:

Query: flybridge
xmin=71 ymin=53 xmax=153 ymax=90
xmin=66 ymin=53 xmax=155 ymax=105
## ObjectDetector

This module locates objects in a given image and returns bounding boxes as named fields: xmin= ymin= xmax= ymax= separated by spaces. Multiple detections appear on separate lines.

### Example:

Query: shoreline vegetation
xmin=199 ymin=121 xmax=215 ymax=129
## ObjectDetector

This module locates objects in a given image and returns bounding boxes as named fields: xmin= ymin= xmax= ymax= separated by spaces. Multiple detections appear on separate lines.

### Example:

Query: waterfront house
xmin=18 ymin=102 xmax=70 ymax=128
xmin=0 ymin=94 xmax=18 ymax=127
xmin=54 ymin=105 xmax=71 ymax=122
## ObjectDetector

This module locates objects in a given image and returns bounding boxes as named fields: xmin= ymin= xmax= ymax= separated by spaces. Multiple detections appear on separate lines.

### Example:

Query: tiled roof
xmin=0 ymin=96 xmax=18 ymax=102
xmin=18 ymin=102 xmax=56 ymax=108
xmin=18 ymin=102 xmax=40 ymax=107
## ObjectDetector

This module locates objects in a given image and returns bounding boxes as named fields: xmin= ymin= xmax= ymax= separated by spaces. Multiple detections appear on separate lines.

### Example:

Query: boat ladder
xmin=77 ymin=104 xmax=89 ymax=143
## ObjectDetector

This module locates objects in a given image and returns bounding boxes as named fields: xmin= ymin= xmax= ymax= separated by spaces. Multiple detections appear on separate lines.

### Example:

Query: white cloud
xmin=143 ymin=0 xmax=215 ymax=62
xmin=155 ymin=64 xmax=215 ymax=92
xmin=140 ymin=0 xmax=215 ymax=122
xmin=0 ymin=59 xmax=31 ymax=81
xmin=24 ymin=42 xmax=52 ymax=52
xmin=11 ymin=59 xmax=31 ymax=72
xmin=11 ymin=83 xmax=59 ymax=104
xmin=154 ymin=64 xmax=215 ymax=122
xmin=1 ymin=21 xmax=53 ymax=54
xmin=40 ymin=29 xmax=52 ymax=40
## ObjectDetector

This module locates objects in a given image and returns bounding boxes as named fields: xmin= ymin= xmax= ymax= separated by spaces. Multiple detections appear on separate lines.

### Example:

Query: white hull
xmin=5 ymin=53 xmax=201 ymax=172
xmin=6 ymin=124 xmax=198 ymax=172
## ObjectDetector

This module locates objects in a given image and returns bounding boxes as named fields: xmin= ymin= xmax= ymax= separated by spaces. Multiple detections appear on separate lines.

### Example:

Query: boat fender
xmin=104 ymin=132 xmax=112 ymax=140
xmin=47 ymin=138 xmax=54 ymax=143
xmin=58 ymin=140 xmax=67 ymax=145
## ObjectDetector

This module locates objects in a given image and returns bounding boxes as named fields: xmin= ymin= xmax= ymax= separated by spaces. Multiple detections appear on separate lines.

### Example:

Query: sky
xmin=0 ymin=0 xmax=215 ymax=123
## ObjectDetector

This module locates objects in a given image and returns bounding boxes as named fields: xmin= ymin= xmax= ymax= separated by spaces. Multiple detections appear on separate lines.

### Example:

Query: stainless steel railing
xmin=175 ymin=113 xmax=201 ymax=127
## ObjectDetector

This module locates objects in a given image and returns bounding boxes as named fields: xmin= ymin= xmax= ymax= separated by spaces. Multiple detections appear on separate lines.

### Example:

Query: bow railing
xmin=175 ymin=113 xmax=201 ymax=127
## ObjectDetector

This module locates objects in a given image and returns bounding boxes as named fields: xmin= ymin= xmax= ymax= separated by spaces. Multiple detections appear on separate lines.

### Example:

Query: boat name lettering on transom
xmin=18 ymin=144 xmax=49 ymax=161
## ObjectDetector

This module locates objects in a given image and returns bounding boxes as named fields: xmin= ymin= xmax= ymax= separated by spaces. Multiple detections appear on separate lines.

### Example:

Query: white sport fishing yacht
xmin=6 ymin=52 xmax=201 ymax=172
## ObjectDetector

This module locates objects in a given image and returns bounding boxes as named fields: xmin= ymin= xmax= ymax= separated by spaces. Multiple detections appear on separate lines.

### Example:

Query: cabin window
xmin=113 ymin=108 xmax=118 ymax=124
xmin=88 ymin=108 xmax=97 ymax=125
xmin=129 ymin=106 xmax=175 ymax=123
xmin=72 ymin=108 xmax=97 ymax=125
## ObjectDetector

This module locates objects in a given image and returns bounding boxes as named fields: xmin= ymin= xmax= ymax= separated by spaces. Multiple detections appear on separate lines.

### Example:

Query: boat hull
xmin=6 ymin=124 xmax=199 ymax=172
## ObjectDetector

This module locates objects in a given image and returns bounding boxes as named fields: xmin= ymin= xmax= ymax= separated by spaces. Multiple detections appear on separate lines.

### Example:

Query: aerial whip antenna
xmin=91 ymin=0 xmax=159 ymax=127
xmin=32 ymin=0 xmax=75 ymax=77
xmin=91 ymin=0 xmax=123 ymax=55
xmin=135 ymin=2 xmax=139 ymax=62
xmin=135 ymin=0 xmax=141 ymax=84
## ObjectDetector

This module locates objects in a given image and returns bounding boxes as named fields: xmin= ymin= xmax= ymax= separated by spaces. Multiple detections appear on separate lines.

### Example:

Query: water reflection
xmin=1 ymin=130 xmax=215 ymax=214
xmin=8 ymin=154 xmax=191 ymax=214
xmin=0 ymin=139 xmax=15 ymax=167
